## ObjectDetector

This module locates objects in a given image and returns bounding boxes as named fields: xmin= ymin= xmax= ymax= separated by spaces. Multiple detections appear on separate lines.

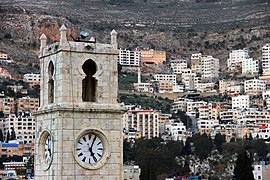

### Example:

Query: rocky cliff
xmin=0 ymin=0 xmax=269 ymax=77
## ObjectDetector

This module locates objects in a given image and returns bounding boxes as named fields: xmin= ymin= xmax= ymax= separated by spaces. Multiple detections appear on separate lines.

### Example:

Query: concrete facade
xmin=35 ymin=25 xmax=123 ymax=179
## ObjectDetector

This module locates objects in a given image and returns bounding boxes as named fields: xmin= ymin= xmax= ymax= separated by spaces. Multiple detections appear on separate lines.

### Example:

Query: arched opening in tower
xmin=82 ymin=60 xmax=97 ymax=102
xmin=48 ymin=61 xmax=54 ymax=103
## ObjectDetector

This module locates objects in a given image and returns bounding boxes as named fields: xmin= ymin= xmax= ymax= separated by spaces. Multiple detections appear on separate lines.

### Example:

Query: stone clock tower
xmin=35 ymin=25 xmax=123 ymax=179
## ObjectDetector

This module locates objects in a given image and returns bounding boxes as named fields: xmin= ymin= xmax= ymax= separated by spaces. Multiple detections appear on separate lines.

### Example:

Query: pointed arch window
xmin=48 ymin=61 xmax=54 ymax=103
xmin=82 ymin=60 xmax=97 ymax=102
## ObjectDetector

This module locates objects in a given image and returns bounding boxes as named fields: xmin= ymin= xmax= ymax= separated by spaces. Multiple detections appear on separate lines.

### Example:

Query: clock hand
xmin=89 ymin=136 xmax=97 ymax=157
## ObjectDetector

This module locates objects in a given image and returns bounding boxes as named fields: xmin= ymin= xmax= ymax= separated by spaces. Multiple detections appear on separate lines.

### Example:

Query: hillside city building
xmin=118 ymin=48 xmax=141 ymax=66
xmin=262 ymin=43 xmax=270 ymax=75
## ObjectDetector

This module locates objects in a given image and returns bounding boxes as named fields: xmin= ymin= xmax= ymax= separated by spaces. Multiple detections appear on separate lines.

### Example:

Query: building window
xmin=82 ymin=60 xmax=97 ymax=102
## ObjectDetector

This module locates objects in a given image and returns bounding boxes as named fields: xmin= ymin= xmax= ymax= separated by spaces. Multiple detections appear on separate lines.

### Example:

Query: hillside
xmin=0 ymin=0 xmax=270 ymax=77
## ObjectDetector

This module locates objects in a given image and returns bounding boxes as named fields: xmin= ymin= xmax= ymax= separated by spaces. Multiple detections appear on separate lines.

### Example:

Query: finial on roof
xmin=60 ymin=24 xmax=67 ymax=31
xmin=110 ymin=29 xmax=117 ymax=49
xmin=60 ymin=25 xmax=67 ymax=43
xmin=40 ymin=33 xmax=47 ymax=40
xmin=110 ymin=29 xmax=117 ymax=36
xmin=40 ymin=33 xmax=47 ymax=54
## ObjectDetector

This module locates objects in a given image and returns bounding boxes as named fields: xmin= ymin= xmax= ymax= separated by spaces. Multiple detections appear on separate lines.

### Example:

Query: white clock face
xmin=44 ymin=134 xmax=52 ymax=165
xmin=76 ymin=134 xmax=104 ymax=165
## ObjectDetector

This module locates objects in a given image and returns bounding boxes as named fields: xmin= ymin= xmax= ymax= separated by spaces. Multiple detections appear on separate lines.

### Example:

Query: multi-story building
xmin=123 ymin=109 xmax=159 ymax=139
xmin=263 ymin=90 xmax=270 ymax=108
xmin=23 ymin=73 xmax=40 ymax=87
xmin=0 ymin=142 xmax=34 ymax=157
xmin=219 ymin=79 xmax=237 ymax=94
xmin=17 ymin=97 xmax=39 ymax=114
xmin=141 ymin=49 xmax=166 ymax=64
xmin=0 ymin=51 xmax=13 ymax=64
xmin=236 ymin=108 xmax=270 ymax=126
xmin=232 ymin=95 xmax=250 ymax=110
xmin=170 ymin=59 xmax=188 ymax=74
xmin=2 ymin=114 xmax=36 ymax=144
xmin=171 ymin=97 xmax=193 ymax=113
xmin=165 ymin=122 xmax=186 ymax=142
xmin=201 ymin=55 xmax=219 ymax=81
xmin=242 ymin=58 xmax=259 ymax=74
xmin=262 ymin=43 xmax=270 ymax=75
xmin=154 ymin=74 xmax=177 ymax=93
xmin=199 ymin=105 xmax=210 ymax=120
xmin=219 ymin=109 xmax=239 ymax=124
xmin=197 ymin=82 xmax=216 ymax=93
xmin=244 ymin=79 xmax=266 ymax=96
xmin=257 ymin=125 xmax=270 ymax=139
xmin=1 ymin=97 xmax=16 ymax=117
xmin=197 ymin=119 xmax=219 ymax=135
xmin=181 ymin=68 xmax=198 ymax=91
xmin=227 ymin=49 xmax=249 ymax=70
xmin=123 ymin=165 xmax=141 ymax=180
xmin=191 ymin=53 xmax=202 ymax=73
xmin=186 ymin=101 xmax=207 ymax=113
xmin=226 ymin=84 xmax=244 ymax=97
xmin=0 ymin=51 xmax=8 ymax=60
xmin=154 ymin=74 xmax=177 ymax=86
xmin=118 ymin=48 xmax=141 ymax=66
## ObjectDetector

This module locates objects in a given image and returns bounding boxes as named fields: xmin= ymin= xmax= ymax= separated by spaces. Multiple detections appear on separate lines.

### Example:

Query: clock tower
xmin=35 ymin=25 xmax=123 ymax=179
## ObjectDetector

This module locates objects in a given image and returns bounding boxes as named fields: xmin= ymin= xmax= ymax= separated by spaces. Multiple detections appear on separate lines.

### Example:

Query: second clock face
xmin=76 ymin=134 xmax=104 ymax=165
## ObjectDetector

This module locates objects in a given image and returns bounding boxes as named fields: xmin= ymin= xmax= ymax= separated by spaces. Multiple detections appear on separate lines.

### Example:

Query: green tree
xmin=192 ymin=133 xmax=213 ymax=160
xmin=10 ymin=127 xmax=16 ymax=140
xmin=123 ymin=139 xmax=134 ymax=163
xmin=214 ymin=133 xmax=226 ymax=153
xmin=181 ymin=137 xmax=192 ymax=155
xmin=6 ymin=130 xmax=10 ymax=143
xmin=234 ymin=150 xmax=254 ymax=180
xmin=133 ymin=138 xmax=179 ymax=180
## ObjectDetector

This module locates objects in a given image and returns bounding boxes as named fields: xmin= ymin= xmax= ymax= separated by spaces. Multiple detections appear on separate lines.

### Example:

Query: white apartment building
xmin=23 ymin=73 xmax=41 ymax=86
xmin=171 ymin=97 xmax=193 ymax=113
xmin=165 ymin=122 xmax=186 ymax=142
xmin=123 ymin=109 xmax=159 ymax=139
xmin=197 ymin=82 xmax=216 ymax=93
xmin=154 ymin=74 xmax=177 ymax=86
xmin=262 ymin=43 xmax=270 ymax=75
xmin=154 ymin=74 xmax=177 ymax=93
xmin=236 ymin=108 xmax=270 ymax=126
xmin=226 ymin=84 xmax=244 ymax=97
xmin=181 ymin=68 xmax=198 ymax=91
xmin=170 ymin=59 xmax=188 ymax=74
xmin=242 ymin=58 xmax=259 ymax=74
xmin=219 ymin=109 xmax=237 ymax=124
xmin=219 ymin=79 xmax=238 ymax=94
xmin=197 ymin=119 xmax=219 ymax=134
xmin=123 ymin=165 xmax=141 ymax=180
xmin=0 ymin=51 xmax=8 ymax=59
xmin=227 ymin=49 xmax=250 ymax=70
xmin=232 ymin=95 xmax=250 ymax=109
xmin=253 ymin=164 xmax=263 ymax=180
xmin=186 ymin=101 xmax=207 ymax=113
xmin=263 ymin=90 xmax=270 ymax=108
xmin=118 ymin=48 xmax=141 ymax=66
xmin=201 ymin=55 xmax=219 ymax=80
xmin=244 ymin=79 xmax=266 ymax=95
xmin=257 ymin=125 xmax=270 ymax=139
xmin=199 ymin=105 xmax=210 ymax=120
xmin=191 ymin=53 xmax=202 ymax=73
xmin=1 ymin=114 xmax=36 ymax=144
